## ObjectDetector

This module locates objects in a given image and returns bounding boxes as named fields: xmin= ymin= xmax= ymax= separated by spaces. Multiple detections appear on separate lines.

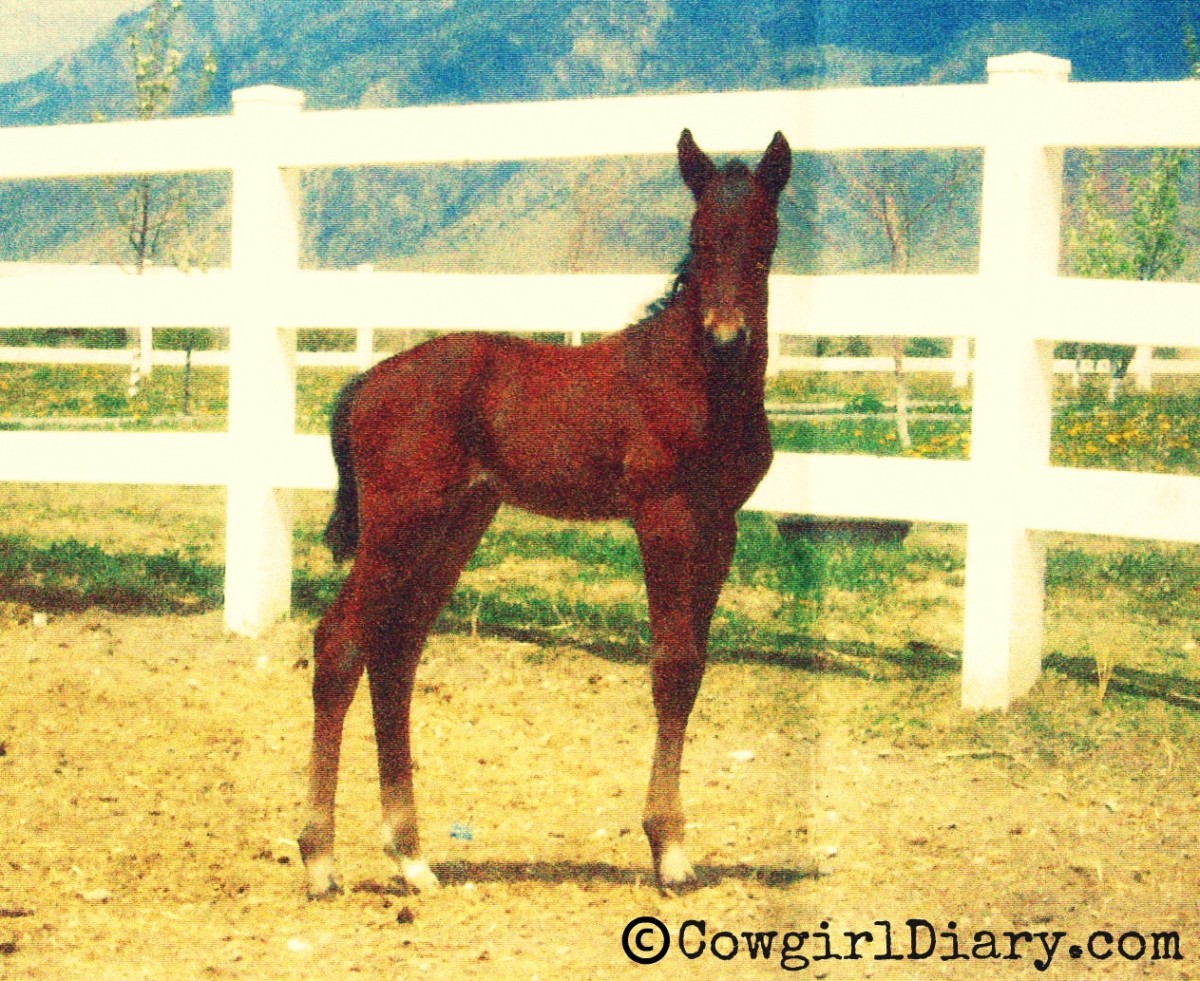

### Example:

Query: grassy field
xmin=2 ymin=476 xmax=1199 ymax=697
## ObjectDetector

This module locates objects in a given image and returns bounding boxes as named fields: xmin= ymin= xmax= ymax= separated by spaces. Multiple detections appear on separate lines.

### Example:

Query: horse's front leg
xmin=633 ymin=494 xmax=714 ymax=890
xmin=689 ymin=508 xmax=738 ymax=655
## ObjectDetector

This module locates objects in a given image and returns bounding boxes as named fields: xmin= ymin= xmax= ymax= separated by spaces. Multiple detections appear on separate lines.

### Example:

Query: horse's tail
xmin=324 ymin=373 xmax=368 ymax=563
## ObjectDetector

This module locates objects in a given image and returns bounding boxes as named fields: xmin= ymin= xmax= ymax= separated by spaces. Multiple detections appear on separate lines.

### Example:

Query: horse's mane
xmin=636 ymin=250 xmax=695 ymax=324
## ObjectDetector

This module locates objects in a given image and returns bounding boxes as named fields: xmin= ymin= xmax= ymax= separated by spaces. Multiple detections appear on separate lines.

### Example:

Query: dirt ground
xmin=1 ymin=610 xmax=1198 ymax=980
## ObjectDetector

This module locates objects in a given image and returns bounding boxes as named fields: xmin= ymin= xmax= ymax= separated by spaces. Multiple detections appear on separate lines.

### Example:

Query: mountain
xmin=1 ymin=0 xmax=1191 ymax=127
xmin=0 ymin=0 xmax=1192 ymax=275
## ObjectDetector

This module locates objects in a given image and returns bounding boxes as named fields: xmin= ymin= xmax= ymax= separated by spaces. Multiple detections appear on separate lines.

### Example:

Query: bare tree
xmin=101 ymin=0 xmax=217 ymax=410
xmin=827 ymin=151 xmax=971 ymax=448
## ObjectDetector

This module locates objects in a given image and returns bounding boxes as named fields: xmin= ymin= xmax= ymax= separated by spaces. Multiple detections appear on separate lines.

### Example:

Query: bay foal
xmin=299 ymin=129 xmax=791 ymax=897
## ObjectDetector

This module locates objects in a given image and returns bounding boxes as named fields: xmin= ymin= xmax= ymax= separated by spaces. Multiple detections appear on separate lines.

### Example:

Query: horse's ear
xmin=678 ymin=128 xmax=717 ymax=200
xmin=755 ymin=131 xmax=792 ymax=203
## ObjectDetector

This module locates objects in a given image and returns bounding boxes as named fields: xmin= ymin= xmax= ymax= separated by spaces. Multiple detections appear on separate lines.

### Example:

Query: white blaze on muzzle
xmin=703 ymin=308 xmax=747 ymax=347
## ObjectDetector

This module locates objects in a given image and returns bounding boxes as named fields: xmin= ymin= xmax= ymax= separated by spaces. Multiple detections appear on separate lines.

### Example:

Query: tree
xmin=103 ymin=0 xmax=218 ymax=411
xmin=1063 ymin=77 xmax=1191 ymax=400
xmin=1064 ymin=148 xmax=1187 ymax=394
xmin=825 ymin=150 xmax=972 ymax=448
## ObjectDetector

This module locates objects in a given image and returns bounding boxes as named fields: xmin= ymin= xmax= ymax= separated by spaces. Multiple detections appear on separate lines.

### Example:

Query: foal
xmin=299 ymin=129 xmax=791 ymax=897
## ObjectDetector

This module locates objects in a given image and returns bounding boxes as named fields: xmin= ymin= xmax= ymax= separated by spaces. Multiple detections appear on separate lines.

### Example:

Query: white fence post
xmin=223 ymin=85 xmax=304 ymax=636
xmin=139 ymin=323 xmax=154 ymax=379
xmin=962 ymin=54 xmax=1068 ymax=709
xmin=951 ymin=336 xmax=970 ymax=388
xmin=766 ymin=328 xmax=782 ymax=378
xmin=355 ymin=263 xmax=375 ymax=369
xmin=1131 ymin=343 xmax=1153 ymax=392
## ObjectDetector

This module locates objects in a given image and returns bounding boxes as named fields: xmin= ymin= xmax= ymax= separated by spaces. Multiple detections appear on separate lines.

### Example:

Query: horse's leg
xmin=299 ymin=572 xmax=369 ymax=899
xmin=369 ymin=485 xmax=499 ymax=892
xmin=633 ymin=494 xmax=709 ymax=890
xmin=688 ymin=507 xmax=738 ymax=657
xmin=299 ymin=480 xmax=486 ymax=898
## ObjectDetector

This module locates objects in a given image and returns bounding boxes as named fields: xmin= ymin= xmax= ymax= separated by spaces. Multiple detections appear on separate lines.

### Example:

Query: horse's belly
xmin=470 ymin=442 xmax=625 ymax=518
xmin=488 ymin=468 xmax=629 ymax=521
xmin=475 ymin=412 xmax=632 ymax=519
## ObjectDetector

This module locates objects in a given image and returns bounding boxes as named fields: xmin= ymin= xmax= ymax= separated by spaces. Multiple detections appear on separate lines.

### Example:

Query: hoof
xmin=383 ymin=829 xmax=440 ymax=893
xmin=306 ymin=877 xmax=343 ymax=902
xmin=304 ymin=854 xmax=342 ymax=901
xmin=398 ymin=858 xmax=441 ymax=894
xmin=657 ymin=843 xmax=697 ymax=892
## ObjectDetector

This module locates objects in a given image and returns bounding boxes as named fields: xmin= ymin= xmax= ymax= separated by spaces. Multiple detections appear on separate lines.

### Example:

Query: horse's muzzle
xmin=703 ymin=309 xmax=747 ymax=350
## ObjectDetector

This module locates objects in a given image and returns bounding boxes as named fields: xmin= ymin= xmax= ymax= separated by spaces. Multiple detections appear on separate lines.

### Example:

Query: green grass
xmin=0 ymin=536 xmax=220 ymax=614
xmin=0 ymin=363 xmax=352 ymax=433
xmin=0 ymin=364 xmax=230 ymax=428
xmin=768 ymin=414 xmax=972 ymax=458
xmin=765 ymin=369 xmax=965 ymax=405
xmin=290 ymin=509 xmax=933 ymax=657
xmin=1051 ymin=391 xmax=1200 ymax=474
xmin=5 ymin=494 xmax=1197 ymax=681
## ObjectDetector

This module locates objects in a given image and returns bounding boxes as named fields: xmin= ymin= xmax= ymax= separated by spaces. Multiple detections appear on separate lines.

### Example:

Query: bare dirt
xmin=1 ymin=610 xmax=1198 ymax=980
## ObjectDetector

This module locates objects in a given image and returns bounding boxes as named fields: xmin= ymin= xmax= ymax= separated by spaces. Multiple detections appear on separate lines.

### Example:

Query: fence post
xmin=223 ymin=85 xmax=304 ymax=636
xmin=766 ymin=328 xmax=782 ymax=378
xmin=951 ymin=336 xmax=970 ymax=388
xmin=140 ymin=324 xmax=154 ymax=379
xmin=1131 ymin=343 xmax=1153 ymax=392
xmin=962 ymin=53 xmax=1068 ymax=710
xmin=355 ymin=263 xmax=375 ymax=369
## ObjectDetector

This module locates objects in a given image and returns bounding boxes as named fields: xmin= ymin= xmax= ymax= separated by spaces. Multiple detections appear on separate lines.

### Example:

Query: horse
xmin=298 ymin=128 xmax=792 ymax=898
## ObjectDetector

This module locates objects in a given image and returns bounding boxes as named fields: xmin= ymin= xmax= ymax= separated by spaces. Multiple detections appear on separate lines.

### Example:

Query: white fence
xmin=3 ymin=53 xmax=1200 ymax=710
xmin=2 ymin=286 xmax=1195 ymax=395
xmin=7 ymin=333 xmax=1200 ymax=392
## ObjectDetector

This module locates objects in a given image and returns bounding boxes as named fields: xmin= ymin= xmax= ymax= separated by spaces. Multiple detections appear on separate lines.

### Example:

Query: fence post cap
xmin=232 ymin=85 xmax=305 ymax=110
xmin=986 ymin=52 xmax=1071 ymax=81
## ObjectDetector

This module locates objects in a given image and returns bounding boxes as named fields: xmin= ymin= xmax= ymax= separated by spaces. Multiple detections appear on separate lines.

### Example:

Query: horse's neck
xmin=644 ymin=292 xmax=769 ymax=408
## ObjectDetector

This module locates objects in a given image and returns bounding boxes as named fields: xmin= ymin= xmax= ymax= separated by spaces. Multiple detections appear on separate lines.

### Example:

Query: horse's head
xmin=678 ymin=128 xmax=791 ymax=354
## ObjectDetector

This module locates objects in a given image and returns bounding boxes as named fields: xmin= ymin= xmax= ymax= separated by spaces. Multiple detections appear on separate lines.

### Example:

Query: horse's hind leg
xmin=298 ymin=492 xmax=468 ymax=898
xmin=299 ymin=583 xmax=367 ymax=899
xmin=368 ymin=485 xmax=499 ymax=892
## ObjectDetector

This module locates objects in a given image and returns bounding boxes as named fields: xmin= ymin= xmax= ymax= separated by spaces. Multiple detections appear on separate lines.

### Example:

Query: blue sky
xmin=0 ymin=0 xmax=148 ymax=82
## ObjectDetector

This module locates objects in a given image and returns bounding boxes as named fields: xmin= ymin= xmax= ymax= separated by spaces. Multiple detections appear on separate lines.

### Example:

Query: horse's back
xmin=349 ymin=327 xmax=770 ymax=520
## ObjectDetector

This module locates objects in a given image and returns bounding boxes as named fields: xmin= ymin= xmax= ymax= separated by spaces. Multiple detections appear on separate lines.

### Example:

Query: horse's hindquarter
xmin=349 ymin=334 xmax=503 ymax=507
